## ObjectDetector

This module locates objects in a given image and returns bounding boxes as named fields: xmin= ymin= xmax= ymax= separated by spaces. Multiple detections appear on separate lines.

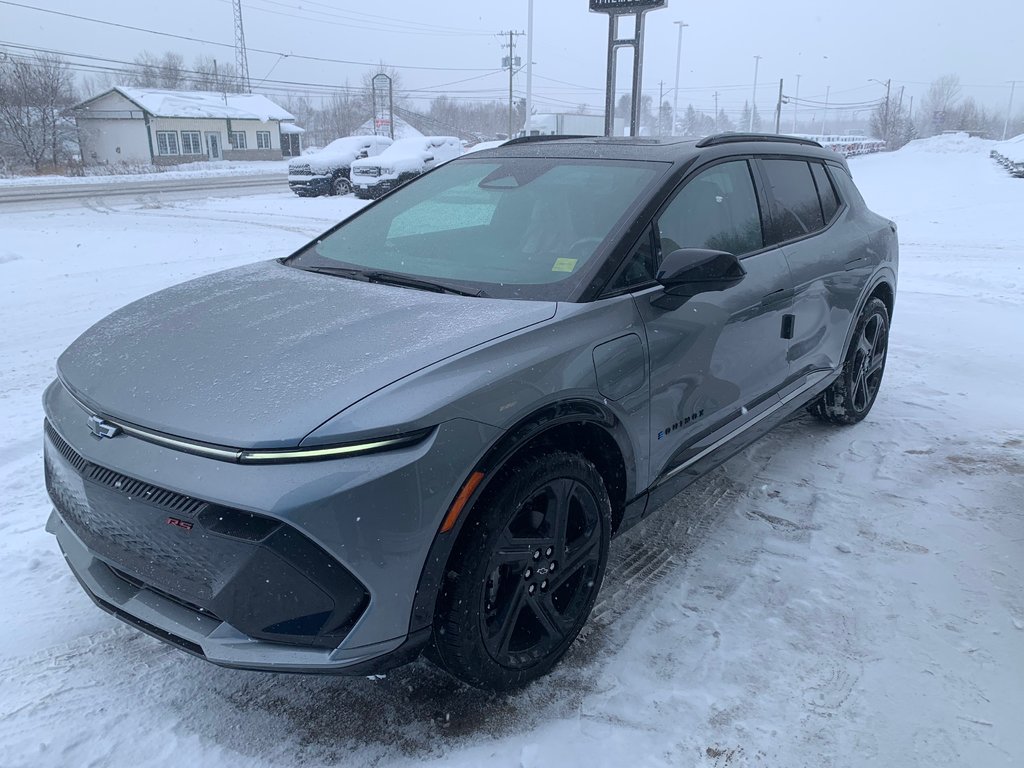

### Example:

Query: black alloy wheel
xmin=809 ymin=297 xmax=890 ymax=425
xmin=432 ymin=451 xmax=611 ymax=690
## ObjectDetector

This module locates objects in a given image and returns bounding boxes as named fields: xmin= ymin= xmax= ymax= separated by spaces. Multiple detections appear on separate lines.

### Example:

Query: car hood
xmin=57 ymin=261 xmax=556 ymax=448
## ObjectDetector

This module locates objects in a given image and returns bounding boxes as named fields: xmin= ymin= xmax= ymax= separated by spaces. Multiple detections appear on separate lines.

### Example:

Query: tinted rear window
xmin=761 ymin=159 xmax=826 ymax=243
xmin=810 ymin=162 xmax=840 ymax=222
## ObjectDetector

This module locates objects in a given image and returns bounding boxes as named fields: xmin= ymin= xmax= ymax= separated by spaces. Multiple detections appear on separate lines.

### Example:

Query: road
xmin=0 ymin=172 xmax=287 ymax=210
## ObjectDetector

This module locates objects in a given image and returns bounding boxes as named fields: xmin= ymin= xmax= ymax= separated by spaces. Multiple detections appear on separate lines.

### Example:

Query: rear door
xmin=632 ymin=158 xmax=795 ymax=484
xmin=757 ymin=157 xmax=868 ymax=376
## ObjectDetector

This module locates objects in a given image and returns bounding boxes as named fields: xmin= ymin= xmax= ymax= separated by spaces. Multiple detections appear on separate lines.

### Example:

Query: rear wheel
xmin=432 ymin=452 xmax=611 ymax=691
xmin=808 ymin=297 xmax=890 ymax=425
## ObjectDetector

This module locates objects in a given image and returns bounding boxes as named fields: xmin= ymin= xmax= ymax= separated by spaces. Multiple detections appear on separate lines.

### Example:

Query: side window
xmin=657 ymin=160 xmax=764 ymax=261
xmin=606 ymin=227 xmax=656 ymax=292
xmin=760 ymin=159 xmax=826 ymax=243
xmin=810 ymin=162 xmax=840 ymax=222
xmin=829 ymin=166 xmax=866 ymax=210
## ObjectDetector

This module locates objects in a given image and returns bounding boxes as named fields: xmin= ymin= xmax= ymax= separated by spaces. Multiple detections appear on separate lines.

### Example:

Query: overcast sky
xmin=3 ymin=0 xmax=1022 ymax=123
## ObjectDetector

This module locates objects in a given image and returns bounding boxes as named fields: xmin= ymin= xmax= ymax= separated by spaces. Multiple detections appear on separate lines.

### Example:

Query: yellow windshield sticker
xmin=552 ymin=258 xmax=578 ymax=273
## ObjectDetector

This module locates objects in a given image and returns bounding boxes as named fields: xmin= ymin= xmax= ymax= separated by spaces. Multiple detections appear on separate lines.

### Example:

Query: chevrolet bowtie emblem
xmin=88 ymin=415 xmax=121 ymax=439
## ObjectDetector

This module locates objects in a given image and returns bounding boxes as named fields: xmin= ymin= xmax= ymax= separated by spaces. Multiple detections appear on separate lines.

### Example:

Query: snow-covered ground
xmin=0 ymin=160 xmax=289 ymax=187
xmin=0 ymin=136 xmax=1021 ymax=767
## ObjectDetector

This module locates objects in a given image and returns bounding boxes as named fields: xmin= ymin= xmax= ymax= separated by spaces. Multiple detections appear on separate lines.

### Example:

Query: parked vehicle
xmin=350 ymin=136 xmax=461 ymax=199
xmin=43 ymin=133 xmax=897 ymax=691
xmin=523 ymin=112 xmax=622 ymax=137
xmin=287 ymin=135 xmax=392 ymax=197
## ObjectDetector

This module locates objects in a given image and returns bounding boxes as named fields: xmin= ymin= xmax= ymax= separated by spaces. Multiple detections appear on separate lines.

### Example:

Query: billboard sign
xmin=590 ymin=0 xmax=666 ymax=13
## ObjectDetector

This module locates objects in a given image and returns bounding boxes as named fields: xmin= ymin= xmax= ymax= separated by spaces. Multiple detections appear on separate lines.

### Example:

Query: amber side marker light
xmin=440 ymin=471 xmax=485 ymax=533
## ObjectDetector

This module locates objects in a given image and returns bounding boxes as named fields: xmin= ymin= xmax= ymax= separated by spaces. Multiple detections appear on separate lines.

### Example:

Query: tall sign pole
xmin=591 ymin=0 xmax=667 ymax=137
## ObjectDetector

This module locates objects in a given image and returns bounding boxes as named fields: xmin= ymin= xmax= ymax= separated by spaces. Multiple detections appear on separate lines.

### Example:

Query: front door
xmin=637 ymin=159 xmax=795 ymax=484
xmin=206 ymin=132 xmax=221 ymax=160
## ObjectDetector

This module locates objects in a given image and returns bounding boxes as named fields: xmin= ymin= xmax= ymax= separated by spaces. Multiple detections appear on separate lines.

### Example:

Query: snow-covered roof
xmin=279 ymin=123 xmax=305 ymax=134
xmin=354 ymin=115 xmax=424 ymax=140
xmin=84 ymin=87 xmax=295 ymax=122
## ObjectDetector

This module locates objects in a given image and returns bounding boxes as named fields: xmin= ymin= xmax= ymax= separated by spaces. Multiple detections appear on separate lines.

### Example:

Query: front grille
xmin=45 ymin=418 xmax=370 ymax=649
xmin=289 ymin=163 xmax=312 ymax=175
xmin=353 ymin=166 xmax=379 ymax=177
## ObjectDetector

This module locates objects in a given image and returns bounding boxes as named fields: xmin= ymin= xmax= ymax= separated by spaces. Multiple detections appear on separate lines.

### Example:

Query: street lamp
xmin=672 ymin=21 xmax=689 ymax=136
xmin=750 ymin=55 xmax=762 ymax=131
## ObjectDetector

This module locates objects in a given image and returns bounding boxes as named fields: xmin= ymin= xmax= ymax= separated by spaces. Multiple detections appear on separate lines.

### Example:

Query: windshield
xmin=286 ymin=156 xmax=662 ymax=299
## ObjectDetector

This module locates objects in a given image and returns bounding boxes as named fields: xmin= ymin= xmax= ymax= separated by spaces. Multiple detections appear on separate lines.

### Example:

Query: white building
xmin=73 ymin=87 xmax=301 ymax=166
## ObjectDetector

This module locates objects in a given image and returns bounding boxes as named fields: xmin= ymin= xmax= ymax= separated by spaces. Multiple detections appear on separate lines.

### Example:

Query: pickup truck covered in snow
xmin=288 ymin=135 xmax=393 ymax=197
xmin=350 ymin=136 xmax=462 ymax=199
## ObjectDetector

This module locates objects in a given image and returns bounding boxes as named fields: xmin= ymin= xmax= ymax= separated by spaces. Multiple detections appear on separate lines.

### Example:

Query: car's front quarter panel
xmin=304 ymin=295 xmax=652 ymax=497
xmin=43 ymin=379 xmax=500 ymax=666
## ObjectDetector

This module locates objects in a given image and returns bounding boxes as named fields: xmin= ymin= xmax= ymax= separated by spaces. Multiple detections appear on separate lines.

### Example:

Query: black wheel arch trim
xmin=842 ymin=268 xmax=896 ymax=356
xmin=407 ymin=397 xmax=639 ymax=635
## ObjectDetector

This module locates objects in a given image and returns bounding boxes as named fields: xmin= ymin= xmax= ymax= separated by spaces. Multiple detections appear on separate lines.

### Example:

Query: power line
xmin=0 ymin=0 xmax=496 ymax=72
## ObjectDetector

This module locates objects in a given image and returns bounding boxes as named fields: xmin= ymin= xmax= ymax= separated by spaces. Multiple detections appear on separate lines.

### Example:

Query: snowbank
xmin=898 ymin=131 xmax=994 ymax=155
xmin=993 ymin=133 xmax=1024 ymax=163
xmin=0 ymin=161 xmax=289 ymax=186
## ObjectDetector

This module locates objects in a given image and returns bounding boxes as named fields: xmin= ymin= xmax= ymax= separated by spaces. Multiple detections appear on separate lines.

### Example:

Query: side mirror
xmin=653 ymin=248 xmax=745 ymax=308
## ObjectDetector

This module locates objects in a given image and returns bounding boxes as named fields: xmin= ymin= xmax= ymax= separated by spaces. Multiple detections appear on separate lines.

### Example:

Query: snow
xmin=111 ymin=87 xmax=295 ymax=123
xmin=1 ymin=135 xmax=1023 ymax=767
xmin=993 ymin=133 xmax=1024 ymax=163
xmin=354 ymin=115 xmax=424 ymax=140
xmin=289 ymin=136 xmax=391 ymax=175
xmin=0 ymin=161 xmax=289 ymax=186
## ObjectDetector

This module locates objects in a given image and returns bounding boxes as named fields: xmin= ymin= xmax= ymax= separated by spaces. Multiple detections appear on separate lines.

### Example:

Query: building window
xmin=230 ymin=131 xmax=247 ymax=149
xmin=156 ymin=131 xmax=179 ymax=156
xmin=256 ymin=131 xmax=272 ymax=150
xmin=181 ymin=131 xmax=202 ymax=155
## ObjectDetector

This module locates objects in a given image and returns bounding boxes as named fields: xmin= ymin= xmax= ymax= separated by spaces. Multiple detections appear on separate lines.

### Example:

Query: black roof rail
xmin=695 ymin=132 xmax=822 ymax=148
xmin=502 ymin=134 xmax=598 ymax=146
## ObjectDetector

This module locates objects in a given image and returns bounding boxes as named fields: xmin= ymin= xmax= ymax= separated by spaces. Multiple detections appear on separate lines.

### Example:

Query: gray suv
xmin=43 ymin=134 xmax=897 ymax=691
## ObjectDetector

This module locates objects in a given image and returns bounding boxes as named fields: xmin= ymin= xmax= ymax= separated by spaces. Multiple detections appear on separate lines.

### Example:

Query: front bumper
xmin=287 ymin=175 xmax=331 ymax=196
xmin=43 ymin=381 xmax=499 ymax=673
xmin=352 ymin=178 xmax=398 ymax=199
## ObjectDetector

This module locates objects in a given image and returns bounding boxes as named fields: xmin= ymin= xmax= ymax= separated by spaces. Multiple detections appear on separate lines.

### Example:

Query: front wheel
xmin=330 ymin=176 xmax=352 ymax=196
xmin=431 ymin=452 xmax=611 ymax=691
xmin=808 ymin=297 xmax=890 ymax=425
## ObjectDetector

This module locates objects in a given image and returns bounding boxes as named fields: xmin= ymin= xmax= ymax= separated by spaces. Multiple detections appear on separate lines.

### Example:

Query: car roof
xmin=464 ymin=133 xmax=847 ymax=168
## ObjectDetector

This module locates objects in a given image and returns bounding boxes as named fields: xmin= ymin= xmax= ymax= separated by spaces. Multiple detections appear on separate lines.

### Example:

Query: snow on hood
xmin=351 ymin=137 xmax=460 ymax=173
xmin=289 ymin=136 xmax=391 ymax=174
xmin=115 ymin=87 xmax=294 ymax=122
xmin=56 ymin=261 xmax=555 ymax=448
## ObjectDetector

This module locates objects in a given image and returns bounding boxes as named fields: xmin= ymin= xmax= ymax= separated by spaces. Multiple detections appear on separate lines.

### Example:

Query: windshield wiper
xmin=296 ymin=264 xmax=484 ymax=297
xmin=363 ymin=271 xmax=485 ymax=297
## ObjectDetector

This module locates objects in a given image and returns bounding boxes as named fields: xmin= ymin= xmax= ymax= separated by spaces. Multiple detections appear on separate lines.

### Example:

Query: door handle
xmin=760 ymin=287 xmax=794 ymax=307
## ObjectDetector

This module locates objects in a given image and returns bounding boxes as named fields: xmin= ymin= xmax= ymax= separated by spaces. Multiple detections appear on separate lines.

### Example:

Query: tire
xmin=431 ymin=451 xmax=611 ymax=691
xmin=330 ymin=176 xmax=352 ymax=196
xmin=808 ymin=297 xmax=890 ymax=425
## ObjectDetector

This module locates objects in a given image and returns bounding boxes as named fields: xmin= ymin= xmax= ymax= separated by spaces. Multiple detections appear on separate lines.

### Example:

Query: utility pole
xmin=750 ymin=55 xmax=762 ymax=131
xmin=883 ymin=78 xmax=892 ymax=143
xmin=658 ymin=80 xmax=664 ymax=134
xmin=908 ymin=95 xmax=913 ymax=121
xmin=774 ymin=78 xmax=784 ymax=134
xmin=792 ymin=73 xmax=801 ymax=133
xmin=672 ymin=21 xmax=688 ymax=136
xmin=1003 ymin=81 xmax=1018 ymax=141
xmin=232 ymin=0 xmax=251 ymax=93
xmin=820 ymin=85 xmax=830 ymax=137
xmin=499 ymin=30 xmax=524 ymax=138
xmin=525 ymin=0 xmax=534 ymax=136
xmin=714 ymin=91 xmax=719 ymax=132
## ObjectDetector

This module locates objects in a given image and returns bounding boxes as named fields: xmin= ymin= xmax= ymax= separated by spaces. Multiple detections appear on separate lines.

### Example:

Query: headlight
xmin=237 ymin=428 xmax=434 ymax=463
xmin=381 ymin=168 xmax=395 ymax=175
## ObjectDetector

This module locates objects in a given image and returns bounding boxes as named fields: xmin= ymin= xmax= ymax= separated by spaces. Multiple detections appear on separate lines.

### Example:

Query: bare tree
xmin=917 ymin=74 xmax=961 ymax=136
xmin=0 ymin=51 xmax=77 ymax=172
xmin=124 ymin=51 xmax=187 ymax=89
xmin=190 ymin=56 xmax=244 ymax=93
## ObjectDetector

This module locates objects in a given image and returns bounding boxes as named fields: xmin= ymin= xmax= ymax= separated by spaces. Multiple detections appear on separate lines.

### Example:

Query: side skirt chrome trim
xmin=654 ymin=371 xmax=832 ymax=488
